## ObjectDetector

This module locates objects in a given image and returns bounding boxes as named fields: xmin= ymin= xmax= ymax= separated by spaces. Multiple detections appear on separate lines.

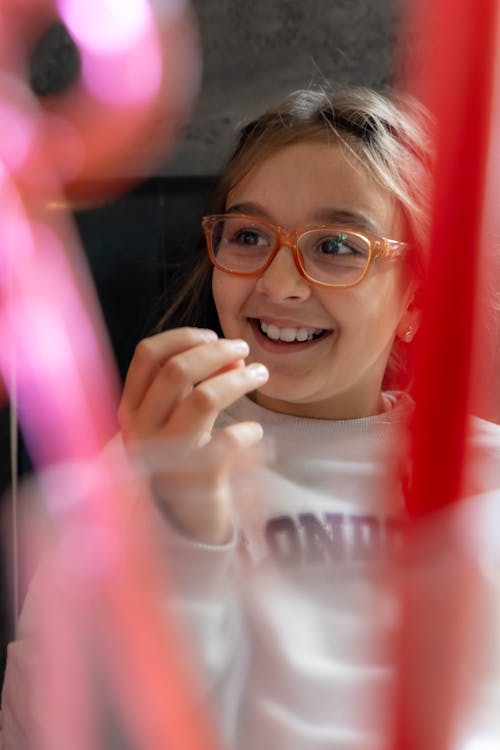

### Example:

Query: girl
xmin=119 ymin=86 xmax=434 ymax=748
xmin=118 ymin=87 xmax=500 ymax=749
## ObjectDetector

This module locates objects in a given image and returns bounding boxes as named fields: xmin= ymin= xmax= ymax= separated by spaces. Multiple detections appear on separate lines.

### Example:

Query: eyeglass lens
xmin=210 ymin=216 xmax=370 ymax=285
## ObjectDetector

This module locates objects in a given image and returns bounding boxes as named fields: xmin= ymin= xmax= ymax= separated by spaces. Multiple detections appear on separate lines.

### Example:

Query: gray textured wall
xmin=163 ymin=0 xmax=400 ymax=175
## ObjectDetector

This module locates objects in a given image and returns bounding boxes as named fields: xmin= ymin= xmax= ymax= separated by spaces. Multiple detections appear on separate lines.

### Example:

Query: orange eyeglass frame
xmin=202 ymin=213 xmax=410 ymax=289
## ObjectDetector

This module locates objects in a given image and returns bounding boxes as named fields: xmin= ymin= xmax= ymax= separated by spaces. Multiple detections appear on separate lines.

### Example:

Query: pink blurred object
xmin=0 ymin=0 xmax=201 ymax=204
xmin=0 ymin=1 xmax=219 ymax=748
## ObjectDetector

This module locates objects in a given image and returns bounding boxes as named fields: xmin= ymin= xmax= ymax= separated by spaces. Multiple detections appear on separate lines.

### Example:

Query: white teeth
xmin=279 ymin=327 xmax=298 ymax=342
xmin=267 ymin=324 xmax=281 ymax=340
xmin=296 ymin=328 xmax=310 ymax=342
xmin=258 ymin=320 xmax=325 ymax=343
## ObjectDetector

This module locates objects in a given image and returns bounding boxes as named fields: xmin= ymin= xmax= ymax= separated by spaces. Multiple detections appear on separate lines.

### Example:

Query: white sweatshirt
xmin=148 ymin=393 xmax=500 ymax=749
xmin=2 ymin=393 xmax=500 ymax=749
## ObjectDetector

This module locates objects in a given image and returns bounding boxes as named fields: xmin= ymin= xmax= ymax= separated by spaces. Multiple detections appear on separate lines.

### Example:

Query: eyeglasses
xmin=202 ymin=213 xmax=409 ymax=289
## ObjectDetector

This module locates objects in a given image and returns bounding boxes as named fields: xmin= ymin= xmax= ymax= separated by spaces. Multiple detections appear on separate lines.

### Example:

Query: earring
xmin=403 ymin=326 xmax=414 ymax=342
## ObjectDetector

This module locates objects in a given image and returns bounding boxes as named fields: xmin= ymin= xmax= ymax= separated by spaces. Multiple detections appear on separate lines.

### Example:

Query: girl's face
xmin=212 ymin=140 xmax=417 ymax=419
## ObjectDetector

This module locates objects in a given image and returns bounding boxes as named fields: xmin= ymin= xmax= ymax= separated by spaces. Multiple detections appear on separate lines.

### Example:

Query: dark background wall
xmin=161 ymin=0 xmax=400 ymax=176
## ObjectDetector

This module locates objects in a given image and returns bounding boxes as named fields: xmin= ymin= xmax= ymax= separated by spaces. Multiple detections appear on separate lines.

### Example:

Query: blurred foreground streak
xmin=393 ymin=0 xmax=500 ymax=747
xmin=0 ymin=0 xmax=221 ymax=748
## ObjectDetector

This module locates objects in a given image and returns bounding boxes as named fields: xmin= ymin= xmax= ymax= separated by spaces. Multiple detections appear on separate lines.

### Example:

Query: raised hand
xmin=118 ymin=327 xmax=269 ymax=544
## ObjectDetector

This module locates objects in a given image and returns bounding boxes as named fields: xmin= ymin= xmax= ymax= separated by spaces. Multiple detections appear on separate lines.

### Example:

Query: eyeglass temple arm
xmin=376 ymin=239 xmax=409 ymax=258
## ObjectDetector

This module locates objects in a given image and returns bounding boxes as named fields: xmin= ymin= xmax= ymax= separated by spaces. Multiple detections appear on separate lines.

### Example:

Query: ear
xmin=396 ymin=285 xmax=421 ymax=343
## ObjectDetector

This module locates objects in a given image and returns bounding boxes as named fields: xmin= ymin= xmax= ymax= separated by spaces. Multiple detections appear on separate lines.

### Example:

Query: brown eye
xmin=222 ymin=218 xmax=273 ymax=249
xmin=315 ymin=233 xmax=366 ymax=257
xmin=234 ymin=229 xmax=265 ymax=246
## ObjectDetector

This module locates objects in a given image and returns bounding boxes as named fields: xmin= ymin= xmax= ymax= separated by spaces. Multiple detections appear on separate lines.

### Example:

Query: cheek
xmin=314 ymin=287 xmax=358 ymax=328
xmin=325 ymin=277 xmax=406 ymax=342
xmin=211 ymin=269 xmax=224 ymax=313
xmin=211 ymin=271 xmax=249 ymax=335
xmin=212 ymin=269 xmax=236 ymax=317
xmin=378 ymin=274 xmax=405 ymax=314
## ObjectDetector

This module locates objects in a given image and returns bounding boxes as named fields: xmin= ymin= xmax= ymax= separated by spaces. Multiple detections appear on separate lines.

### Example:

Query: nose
xmin=255 ymin=245 xmax=312 ymax=302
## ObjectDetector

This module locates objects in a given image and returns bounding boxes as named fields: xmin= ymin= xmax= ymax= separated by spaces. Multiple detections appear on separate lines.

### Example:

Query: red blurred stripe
xmin=403 ymin=0 xmax=497 ymax=513
xmin=392 ymin=0 xmax=499 ymax=748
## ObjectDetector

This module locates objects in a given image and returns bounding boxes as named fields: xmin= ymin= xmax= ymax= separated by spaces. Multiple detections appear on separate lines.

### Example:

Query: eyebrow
xmin=225 ymin=202 xmax=381 ymax=235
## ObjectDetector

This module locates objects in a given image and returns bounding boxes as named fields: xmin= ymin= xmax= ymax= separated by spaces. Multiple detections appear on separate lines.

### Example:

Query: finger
xmin=164 ymin=362 xmax=269 ymax=448
xmin=212 ymin=357 xmax=246 ymax=377
xmin=197 ymin=419 xmax=264 ymax=450
xmin=151 ymin=423 xmax=265 ymax=545
xmin=204 ymin=423 xmax=272 ymax=489
xmin=194 ymin=360 xmax=246 ymax=444
xmin=216 ymin=421 xmax=264 ymax=451
xmin=185 ymin=424 xmax=266 ymax=544
xmin=120 ymin=327 xmax=218 ymax=413
xmin=141 ymin=421 xmax=264 ymax=475
xmin=134 ymin=338 xmax=250 ymax=435
xmin=206 ymin=424 xmax=270 ymax=533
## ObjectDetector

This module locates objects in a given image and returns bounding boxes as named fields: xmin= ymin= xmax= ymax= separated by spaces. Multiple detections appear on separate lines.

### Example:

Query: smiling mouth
xmin=250 ymin=318 xmax=332 ymax=344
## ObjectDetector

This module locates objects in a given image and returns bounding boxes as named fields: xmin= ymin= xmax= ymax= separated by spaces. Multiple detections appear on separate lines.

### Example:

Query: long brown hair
xmin=156 ymin=86 xmax=433 ymax=388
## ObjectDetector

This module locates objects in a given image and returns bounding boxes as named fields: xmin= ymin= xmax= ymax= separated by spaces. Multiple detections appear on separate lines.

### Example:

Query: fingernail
xmin=228 ymin=339 xmax=249 ymax=355
xmin=199 ymin=329 xmax=218 ymax=342
xmin=247 ymin=363 xmax=269 ymax=380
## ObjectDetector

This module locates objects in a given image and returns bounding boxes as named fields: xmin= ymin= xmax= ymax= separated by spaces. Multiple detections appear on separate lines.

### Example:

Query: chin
xmin=256 ymin=377 xmax=317 ymax=404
